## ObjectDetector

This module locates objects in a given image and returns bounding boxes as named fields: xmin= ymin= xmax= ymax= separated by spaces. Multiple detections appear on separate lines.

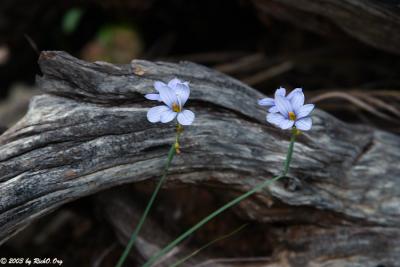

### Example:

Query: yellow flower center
xmin=172 ymin=103 xmax=181 ymax=112
xmin=288 ymin=111 xmax=296 ymax=121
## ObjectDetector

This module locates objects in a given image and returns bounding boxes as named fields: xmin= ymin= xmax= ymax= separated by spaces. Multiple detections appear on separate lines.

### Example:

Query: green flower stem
xmin=170 ymin=223 xmax=248 ymax=267
xmin=142 ymin=130 xmax=297 ymax=267
xmin=142 ymin=175 xmax=282 ymax=267
xmin=116 ymin=129 xmax=182 ymax=267
xmin=284 ymin=128 xmax=297 ymax=175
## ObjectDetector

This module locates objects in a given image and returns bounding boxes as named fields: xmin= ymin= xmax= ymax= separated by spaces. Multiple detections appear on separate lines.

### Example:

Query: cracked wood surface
xmin=0 ymin=51 xmax=399 ymax=265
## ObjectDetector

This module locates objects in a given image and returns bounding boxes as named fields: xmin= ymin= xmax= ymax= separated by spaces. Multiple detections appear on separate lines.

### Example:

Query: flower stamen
xmin=288 ymin=111 xmax=296 ymax=121
xmin=172 ymin=103 xmax=181 ymax=112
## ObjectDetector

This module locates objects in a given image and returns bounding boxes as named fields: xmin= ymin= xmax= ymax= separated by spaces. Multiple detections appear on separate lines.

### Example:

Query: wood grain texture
xmin=1 ymin=51 xmax=399 ymax=265
xmin=252 ymin=0 xmax=400 ymax=54
xmin=99 ymin=190 xmax=400 ymax=267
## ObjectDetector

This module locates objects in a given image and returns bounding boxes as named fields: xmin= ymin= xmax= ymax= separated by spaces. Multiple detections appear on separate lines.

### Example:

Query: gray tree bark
xmin=252 ymin=0 xmax=400 ymax=55
xmin=0 ymin=51 xmax=399 ymax=266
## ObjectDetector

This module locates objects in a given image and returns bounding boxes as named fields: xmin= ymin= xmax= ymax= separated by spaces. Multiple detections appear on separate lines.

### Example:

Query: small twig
xmin=193 ymin=256 xmax=271 ymax=267
xmin=92 ymin=243 xmax=117 ymax=267
xmin=162 ymin=51 xmax=250 ymax=65
xmin=309 ymin=91 xmax=395 ymax=121
xmin=215 ymin=53 xmax=265 ymax=74
xmin=24 ymin=34 xmax=40 ymax=55
xmin=170 ymin=223 xmax=248 ymax=267
xmin=352 ymin=92 xmax=400 ymax=119
xmin=242 ymin=61 xmax=294 ymax=85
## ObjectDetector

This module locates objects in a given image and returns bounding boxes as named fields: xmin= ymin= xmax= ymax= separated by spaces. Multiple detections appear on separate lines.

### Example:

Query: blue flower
xmin=145 ymin=78 xmax=189 ymax=102
xmin=266 ymin=89 xmax=314 ymax=131
xmin=258 ymin=87 xmax=303 ymax=113
xmin=146 ymin=78 xmax=195 ymax=125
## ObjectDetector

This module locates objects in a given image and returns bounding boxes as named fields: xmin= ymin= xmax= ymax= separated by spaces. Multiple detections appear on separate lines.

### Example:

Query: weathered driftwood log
xmin=99 ymin=189 xmax=400 ymax=267
xmin=1 ymin=51 xmax=400 ymax=265
xmin=252 ymin=0 xmax=400 ymax=55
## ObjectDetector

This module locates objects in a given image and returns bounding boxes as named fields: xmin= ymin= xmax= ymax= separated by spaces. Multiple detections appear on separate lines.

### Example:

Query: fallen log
xmin=0 ymin=51 xmax=399 ymax=265
xmin=252 ymin=0 xmax=400 ymax=54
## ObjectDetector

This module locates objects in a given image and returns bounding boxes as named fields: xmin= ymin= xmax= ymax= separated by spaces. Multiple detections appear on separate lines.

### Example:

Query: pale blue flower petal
xmin=177 ymin=109 xmax=195 ymax=125
xmin=279 ymin=119 xmax=295 ymax=130
xmin=160 ymin=110 xmax=177 ymax=123
xmin=175 ymin=83 xmax=190 ymax=106
xmin=147 ymin=78 xmax=194 ymax=125
xmin=258 ymin=97 xmax=275 ymax=106
xmin=275 ymin=95 xmax=293 ymax=118
xmin=268 ymin=106 xmax=279 ymax=113
xmin=262 ymin=87 xmax=314 ymax=130
xmin=147 ymin=105 xmax=170 ymax=123
xmin=295 ymin=117 xmax=312 ymax=131
xmin=154 ymin=81 xmax=167 ymax=92
xmin=286 ymin=88 xmax=302 ymax=100
xmin=296 ymin=104 xmax=314 ymax=119
xmin=275 ymin=87 xmax=286 ymax=98
xmin=290 ymin=91 xmax=305 ymax=111
xmin=168 ymin=78 xmax=183 ymax=89
xmin=267 ymin=112 xmax=285 ymax=125
xmin=159 ymin=85 xmax=179 ymax=108
xmin=145 ymin=93 xmax=161 ymax=101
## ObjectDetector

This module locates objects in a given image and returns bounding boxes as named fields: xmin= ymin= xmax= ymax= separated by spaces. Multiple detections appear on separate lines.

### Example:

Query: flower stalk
xmin=116 ymin=126 xmax=182 ymax=267
xmin=283 ymin=128 xmax=297 ymax=175
xmin=117 ymin=78 xmax=196 ymax=267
